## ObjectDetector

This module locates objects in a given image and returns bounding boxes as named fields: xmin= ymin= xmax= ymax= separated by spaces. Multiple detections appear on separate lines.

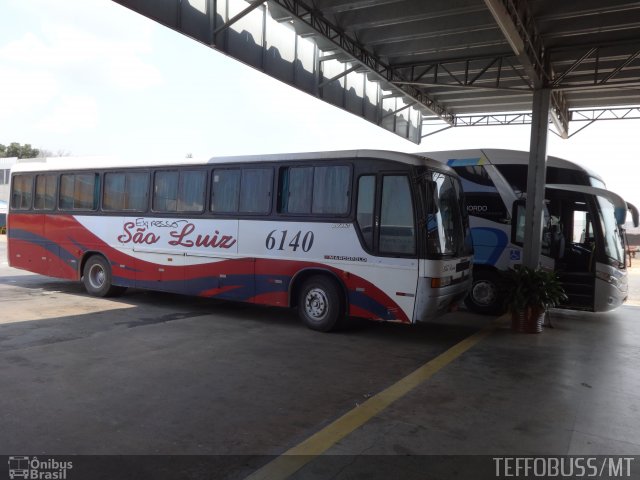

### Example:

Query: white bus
xmin=424 ymin=148 xmax=637 ymax=314
xmin=8 ymin=150 xmax=473 ymax=331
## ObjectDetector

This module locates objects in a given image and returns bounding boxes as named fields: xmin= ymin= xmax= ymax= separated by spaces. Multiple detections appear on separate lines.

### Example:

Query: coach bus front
xmin=543 ymin=184 xmax=630 ymax=312
xmin=412 ymin=166 xmax=474 ymax=321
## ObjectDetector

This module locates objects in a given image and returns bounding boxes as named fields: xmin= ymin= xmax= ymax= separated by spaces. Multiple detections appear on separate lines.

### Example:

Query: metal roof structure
xmin=111 ymin=0 xmax=640 ymax=268
xmin=113 ymin=0 xmax=640 ymax=143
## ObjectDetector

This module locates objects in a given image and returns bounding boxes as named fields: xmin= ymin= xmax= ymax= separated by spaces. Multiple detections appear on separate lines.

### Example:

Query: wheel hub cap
xmin=305 ymin=288 xmax=328 ymax=319
xmin=472 ymin=280 xmax=496 ymax=306
xmin=88 ymin=264 xmax=105 ymax=289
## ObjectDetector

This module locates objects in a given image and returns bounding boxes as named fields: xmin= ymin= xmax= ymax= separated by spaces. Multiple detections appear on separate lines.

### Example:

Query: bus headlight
xmin=595 ymin=271 xmax=619 ymax=288
xmin=431 ymin=276 xmax=452 ymax=288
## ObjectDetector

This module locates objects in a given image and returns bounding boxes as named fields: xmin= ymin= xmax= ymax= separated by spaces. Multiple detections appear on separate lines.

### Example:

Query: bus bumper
xmin=594 ymin=275 xmax=628 ymax=312
xmin=413 ymin=276 xmax=472 ymax=322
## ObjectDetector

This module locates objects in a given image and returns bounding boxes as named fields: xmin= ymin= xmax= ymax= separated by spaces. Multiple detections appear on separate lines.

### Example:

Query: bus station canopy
xmin=114 ymin=0 xmax=640 ymax=143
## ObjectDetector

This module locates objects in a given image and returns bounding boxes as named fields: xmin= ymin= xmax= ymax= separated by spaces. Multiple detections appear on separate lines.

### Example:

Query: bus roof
xmin=10 ymin=150 xmax=456 ymax=176
xmin=421 ymin=148 xmax=605 ymax=185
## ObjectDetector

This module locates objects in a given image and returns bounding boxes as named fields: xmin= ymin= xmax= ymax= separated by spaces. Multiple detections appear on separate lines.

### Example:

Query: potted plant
xmin=501 ymin=266 xmax=568 ymax=333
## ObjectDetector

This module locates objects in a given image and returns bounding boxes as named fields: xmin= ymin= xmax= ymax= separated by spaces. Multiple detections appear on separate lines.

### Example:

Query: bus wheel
xmin=82 ymin=255 xmax=126 ymax=297
xmin=464 ymin=270 xmax=504 ymax=315
xmin=298 ymin=275 xmax=344 ymax=332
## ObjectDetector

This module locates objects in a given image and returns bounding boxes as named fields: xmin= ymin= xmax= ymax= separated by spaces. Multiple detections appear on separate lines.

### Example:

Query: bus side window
xmin=34 ymin=174 xmax=57 ymax=210
xmin=127 ymin=173 xmax=150 ymax=211
xmin=211 ymin=169 xmax=241 ymax=213
xmin=279 ymin=166 xmax=313 ymax=214
xmin=356 ymin=175 xmax=375 ymax=250
xmin=104 ymin=172 xmax=149 ymax=212
xmin=380 ymin=175 xmax=415 ymax=256
xmin=279 ymin=165 xmax=350 ymax=215
xmin=154 ymin=170 xmax=205 ymax=213
xmin=59 ymin=173 xmax=98 ymax=211
xmin=312 ymin=166 xmax=350 ymax=214
xmin=153 ymin=171 xmax=179 ymax=212
xmin=573 ymin=211 xmax=590 ymax=243
xmin=178 ymin=170 xmax=206 ymax=212
xmin=240 ymin=168 xmax=273 ymax=214
xmin=11 ymin=174 xmax=34 ymax=210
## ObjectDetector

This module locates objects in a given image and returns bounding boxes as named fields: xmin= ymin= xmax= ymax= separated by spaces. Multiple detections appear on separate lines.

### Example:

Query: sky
xmin=1 ymin=0 xmax=640 ymax=214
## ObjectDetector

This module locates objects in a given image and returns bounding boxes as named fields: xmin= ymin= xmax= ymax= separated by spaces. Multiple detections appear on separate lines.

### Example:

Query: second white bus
xmin=425 ymin=148 xmax=636 ymax=314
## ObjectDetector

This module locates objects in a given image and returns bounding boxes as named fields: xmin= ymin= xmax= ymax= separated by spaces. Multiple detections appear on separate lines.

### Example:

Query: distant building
xmin=625 ymin=221 xmax=640 ymax=234
xmin=0 ymin=157 xmax=19 ymax=204
xmin=623 ymin=220 xmax=640 ymax=248
xmin=627 ymin=233 xmax=640 ymax=247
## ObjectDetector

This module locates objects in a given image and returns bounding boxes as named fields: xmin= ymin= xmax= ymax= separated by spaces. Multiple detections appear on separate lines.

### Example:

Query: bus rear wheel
xmin=82 ymin=255 xmax=126 ymax=297
xmin=464 ymin=270 xmax=504 ymax=315
xmin=298 ymin=275 xmax=344 ymax=332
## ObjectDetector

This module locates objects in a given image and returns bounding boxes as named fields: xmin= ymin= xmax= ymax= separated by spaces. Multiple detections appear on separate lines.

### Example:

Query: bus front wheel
xmin=298 ymin=275 xmax=344 ymax=332
xmin=82 ymin=255 xmax=126 ymax=297
xmin=464 ymin=270 xmax=504 ymax=315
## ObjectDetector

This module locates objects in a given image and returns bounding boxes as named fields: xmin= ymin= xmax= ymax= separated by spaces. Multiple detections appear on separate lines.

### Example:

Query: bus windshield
xmin=424 ymin=171 xmax=470 ymax=257
xmin=595 ymin=195 xmax=625 ymax=266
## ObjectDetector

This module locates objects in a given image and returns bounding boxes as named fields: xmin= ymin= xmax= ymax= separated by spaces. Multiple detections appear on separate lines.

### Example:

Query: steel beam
xmin=391 ymin=43 xmax=640 ymax=93
xmin=549 ymin=44 xmax=640 ymax=91
xmin=318 ymin=64 xmax=360 ymax=88
xmin=566 ymin=107 xmax=640 ymax=138
xmin=522 ymin=88 xmax=551 ymax=269
xmin=570 ymin=107 xmax=640 ymax=121
xmin=213 ymin=0 xmax=268 ymax=36
xmin=381 ymin=101 xmax=417 ymax=119
xmin=269 ymin=0 xmax=455 ymax=125
xmin=391 ymin=55 xmax=533 ymax=91
xmin=483 ymin=0 xmax=544 ymax=83
xmin=454 ymin=112 xmax=532 ymax=126
xmin=483 ymin=0 xmax=569 ymax=137
xmin=422 ymin=106 xmax=640 ymax=131
xmin=550 ymin=90 xmax=569 ymax=139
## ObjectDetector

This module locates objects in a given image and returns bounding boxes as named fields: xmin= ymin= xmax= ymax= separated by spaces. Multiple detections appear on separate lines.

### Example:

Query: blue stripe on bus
xmin=183 ymin=274 xmax=289 ymax=300
xmin=11 ymin=229 xmax=395 ymax=319
xmin=446 ymin=157 xmax=483 ymax=167
xmin=470 ymin=227 xmax=509 ymax=266
xmin=459 ymin=177 xmax=500 ymax=194
xmin=9 ymin=228 xmax=78 ymax=265
xmin=348 ymin=291 xmax=396 ymax=321
xmin=68 ymin=238 xmax=142 ymax=273
xmin=112 ymin=276 xmax=136 ymax=288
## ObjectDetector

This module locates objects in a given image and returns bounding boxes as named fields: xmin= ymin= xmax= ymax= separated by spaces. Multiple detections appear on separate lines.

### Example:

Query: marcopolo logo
xmin=8 ymin=456 xmax=73 ymax=479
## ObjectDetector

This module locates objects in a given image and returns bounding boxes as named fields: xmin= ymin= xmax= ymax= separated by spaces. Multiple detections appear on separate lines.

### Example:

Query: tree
xmin=5 ymin=142 xmax=39 ymax=159
xmin=1 ymin=142 xmax=68 ymax=159
xmin=0 ymin=142 xmax=39 ymax=158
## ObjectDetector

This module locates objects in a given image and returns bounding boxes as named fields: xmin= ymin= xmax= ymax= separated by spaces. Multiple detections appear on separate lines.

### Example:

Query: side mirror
xmin=614 ymin=206 xmax=627 ymax=227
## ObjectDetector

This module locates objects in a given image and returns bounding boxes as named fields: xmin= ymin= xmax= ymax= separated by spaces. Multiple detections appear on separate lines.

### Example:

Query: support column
xmin=522 ymin=88 xmax=551 ymax=269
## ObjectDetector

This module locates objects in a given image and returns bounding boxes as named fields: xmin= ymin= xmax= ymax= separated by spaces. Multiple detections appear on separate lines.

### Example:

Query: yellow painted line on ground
xmin=246 ymin=316 xmax=505 ymax=480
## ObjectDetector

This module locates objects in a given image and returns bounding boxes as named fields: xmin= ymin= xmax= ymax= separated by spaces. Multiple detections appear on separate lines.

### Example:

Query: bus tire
xmin=464 ymin=269 xmax=504 ymax=315
xmin=82 ymin=255 xmax=126 ymax=297
xmin=298 ymin=275 xmax=344 ymax=332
